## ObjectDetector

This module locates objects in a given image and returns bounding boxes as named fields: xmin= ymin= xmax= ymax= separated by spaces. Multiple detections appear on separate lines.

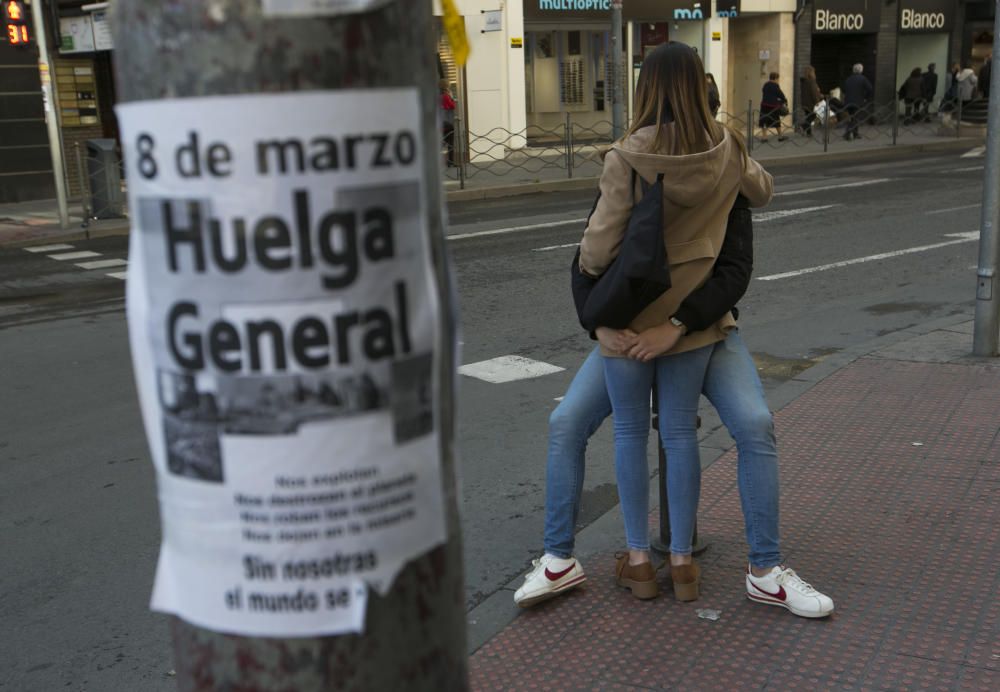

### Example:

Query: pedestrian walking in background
xmin=516 ymin=41 xmax=835 ymax=618
xmin=706 ymin=72 xmax=721 ymax=117
xmin=956 ymin=65 xmax=978 ymax=109
xmin=843 ymin=63 xmax=873 ymax=140
xmin=439 ymin=79 xmax=457 ymax=167
xmin=799 ymin=65 xmax=822 ymax=137
xmin=758 ymin=72 xmax=788 ymax=142
xmin=899 ymin=67 xmax=924 ymax=125
xmin=921 ymin=63 xmax=938 ymax=121
xmin=979 ymin=54 xmax=992 ymax=99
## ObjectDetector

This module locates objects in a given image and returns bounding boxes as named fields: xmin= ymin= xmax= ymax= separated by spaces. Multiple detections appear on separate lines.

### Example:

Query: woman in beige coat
xmin=578 ymin=43 xmax=833 ymax=618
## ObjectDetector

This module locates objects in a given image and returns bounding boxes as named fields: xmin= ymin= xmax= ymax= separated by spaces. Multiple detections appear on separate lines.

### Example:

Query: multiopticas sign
xmin=537 ymin=0 xmax=610 ymax=9
xmin=524 ymin=1 xmax=713 ymax=21
xmin=812 ymin=0 xmax=880 ymax=34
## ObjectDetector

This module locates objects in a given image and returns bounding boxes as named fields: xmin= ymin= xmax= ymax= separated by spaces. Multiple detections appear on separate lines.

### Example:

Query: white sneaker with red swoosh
xmin=746 ymin=565 xmax=834 ymax=618
xmin=514 ymin=554 xmax=586 ymax=608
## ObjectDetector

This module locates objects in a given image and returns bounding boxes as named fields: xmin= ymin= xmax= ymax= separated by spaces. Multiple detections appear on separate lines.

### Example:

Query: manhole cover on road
xmin=752 ymin=349 xmax=836 ymax=380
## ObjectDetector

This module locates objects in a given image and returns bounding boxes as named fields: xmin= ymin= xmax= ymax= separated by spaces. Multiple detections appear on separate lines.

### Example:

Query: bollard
xmin=565 ymin=112 xmax=574 ymax=179
xmin=823 ymin=103 xmax=830 ymax=153
xmin=892 ymin=99 xmax=899 ymax=145
xmin=456 ymin=107 xmax=467 ymax=190
xmin=110 ymin=2 xmax=467 ymax=689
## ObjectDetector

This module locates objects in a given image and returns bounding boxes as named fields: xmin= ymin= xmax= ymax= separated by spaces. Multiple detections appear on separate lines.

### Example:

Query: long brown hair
xmin=623 ymin=42 xmax=746 ymax=162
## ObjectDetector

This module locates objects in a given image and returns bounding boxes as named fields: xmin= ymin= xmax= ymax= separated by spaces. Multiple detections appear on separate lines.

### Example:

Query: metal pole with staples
xmin=973 ymin=2 xmax=1000 ymax=357
xmin=110 ymin=2 xmax=467 ymax=688
xmin=611 ymin=0 xmax=625 ymax=140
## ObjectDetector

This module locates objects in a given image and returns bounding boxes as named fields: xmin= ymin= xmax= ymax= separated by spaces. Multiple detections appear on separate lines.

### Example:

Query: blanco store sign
xmin=898 ymin=0 xmax=955 ymax=34
xmin=812 ymin=0 xmax=880 ymax=34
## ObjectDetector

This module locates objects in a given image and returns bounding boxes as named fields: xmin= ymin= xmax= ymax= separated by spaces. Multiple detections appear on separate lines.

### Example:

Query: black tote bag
xmin=571 ymin=171 xmax=670 ymax=332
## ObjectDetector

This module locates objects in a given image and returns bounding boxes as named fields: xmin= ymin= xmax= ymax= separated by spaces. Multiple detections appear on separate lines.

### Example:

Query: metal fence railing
xmin=440 ymin=98 xmax=984 ymax=189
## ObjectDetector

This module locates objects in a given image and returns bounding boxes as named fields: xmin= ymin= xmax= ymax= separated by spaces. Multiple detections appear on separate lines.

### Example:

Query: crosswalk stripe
xmin=76 ymin=258 xmax=128 ymax=270
xmin=24 ymin=244 xmax=74 ymax=253
xmin=47 ymin=251 xmax=101 ymax=260
xmin=106 ymin=271 xmax=128 ymax=280
xmin=459 ymin=356 xmax=565 ymax=384
xmin=961 ymin=146 xmax=986 ymax=158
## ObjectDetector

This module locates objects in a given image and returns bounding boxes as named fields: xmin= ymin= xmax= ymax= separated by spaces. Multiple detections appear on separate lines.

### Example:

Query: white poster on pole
xmin=116 ymin=89 xmax=446 ymax=637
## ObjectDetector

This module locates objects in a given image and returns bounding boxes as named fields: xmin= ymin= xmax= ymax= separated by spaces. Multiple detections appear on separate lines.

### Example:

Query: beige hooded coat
xmin=579 ymin=124 xmax=773 ymax=357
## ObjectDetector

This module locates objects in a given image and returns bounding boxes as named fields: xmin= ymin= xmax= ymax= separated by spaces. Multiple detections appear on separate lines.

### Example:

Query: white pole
xmin=29 ymin=0 xmax=70 ymax=229
xmin=973 ymin=2 xmax=1000 ymax=356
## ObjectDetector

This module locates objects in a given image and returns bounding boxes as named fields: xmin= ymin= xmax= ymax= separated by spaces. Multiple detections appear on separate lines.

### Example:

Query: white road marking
xmin=47 ymin=251 xmax=101 ymax=260
xmin=752 ymin=204 xmax=838 ymax=222
xmin=458 ymin=355 xmax=565 ymax=384
xmin=531 ymin=205 xmax=839 ymax=252
xmin=554 ymin=396 xmax=565 ymax=402
xmin=757 ymin=231 xmax=979 ymax=281
xmin=774 ymin=178 xmax=892 ymax=197
xmin=945 ymin=165 xmax=984 ymax=173
xmin=75 ymin=258 xmax=128 ymax=270
xmin=962 ymin=146 xmax=986 ymax=158
xmin=448 ymin=218 xmax=584 ymax=241
xmin=24 ymin=244 xmax=74 ymax=253
xmin=107 ymin=271 xmax=128 ymax=280
xmin=927 ymin=203 xmax=981 ymax=215
xmin=533 ymin=242 xmax=580 ymax=252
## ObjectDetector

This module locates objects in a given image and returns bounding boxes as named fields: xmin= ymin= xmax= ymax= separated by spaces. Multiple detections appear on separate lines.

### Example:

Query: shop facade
xmin=722 ymin=1 xmax=796 ymax=123
xmin=896 ymin=0 xmax=956 ymax=109
xmin=794 ymin=0 xmax=964 ymax=114
xmin=433 ymin=1 xmax=527 ymax=158
xmin=522 ymin=1 xmax=719 ymax=135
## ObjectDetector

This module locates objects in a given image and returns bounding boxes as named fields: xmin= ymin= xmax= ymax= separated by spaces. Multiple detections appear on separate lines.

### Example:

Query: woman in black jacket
xmin=759 ymin=72 xmax=788 ymax=142
xmin=899 ymin=67 xmax=924 ymax=125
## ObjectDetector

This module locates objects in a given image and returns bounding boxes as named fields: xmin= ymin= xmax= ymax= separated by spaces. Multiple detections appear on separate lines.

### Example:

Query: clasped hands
xmin=595 ymin=323 xmax=684 ymax=362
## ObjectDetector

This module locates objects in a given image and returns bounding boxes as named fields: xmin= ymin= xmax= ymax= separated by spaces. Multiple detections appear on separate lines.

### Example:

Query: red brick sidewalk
xmin=470 ymin=357 xmax=1000 ymax=690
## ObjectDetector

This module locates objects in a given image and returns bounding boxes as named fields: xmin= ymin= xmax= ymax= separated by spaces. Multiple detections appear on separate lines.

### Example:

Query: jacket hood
xmin=959 ymin=68 xmax=976 ymax=80
xmin=611 ymin=125 xmax=735 ymax=208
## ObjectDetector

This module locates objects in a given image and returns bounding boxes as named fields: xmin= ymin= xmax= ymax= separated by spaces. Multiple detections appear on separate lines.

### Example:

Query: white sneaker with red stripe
xmin=746 ymin=565 xmax=834 ymax=618
xmin=514 ymin=554 xmax=586 ymax=608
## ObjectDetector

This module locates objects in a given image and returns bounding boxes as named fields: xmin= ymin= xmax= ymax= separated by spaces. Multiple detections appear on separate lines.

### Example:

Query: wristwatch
xmin=669 ymin=316 xmax=687 ymax=334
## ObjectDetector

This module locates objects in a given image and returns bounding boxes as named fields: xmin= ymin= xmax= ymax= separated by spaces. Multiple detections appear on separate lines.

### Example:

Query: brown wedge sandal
xmin=669 ymin=561 xmax=701 ymax=602
xmin=614 ymin=552 xmax=660 ymax=600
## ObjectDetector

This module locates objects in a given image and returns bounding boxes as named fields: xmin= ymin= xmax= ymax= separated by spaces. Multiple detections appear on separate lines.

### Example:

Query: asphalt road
xmin=0 ymin=145 xmax=988 ymax=690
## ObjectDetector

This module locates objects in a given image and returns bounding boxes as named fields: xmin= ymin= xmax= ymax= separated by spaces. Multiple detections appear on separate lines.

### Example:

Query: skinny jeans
xmin=542 ymin=331 xmax=781 ymax=568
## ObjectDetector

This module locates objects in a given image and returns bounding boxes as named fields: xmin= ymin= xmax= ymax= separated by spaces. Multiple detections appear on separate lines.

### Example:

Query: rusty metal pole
xmin=109 ymin=2 xmax=466 ymax=689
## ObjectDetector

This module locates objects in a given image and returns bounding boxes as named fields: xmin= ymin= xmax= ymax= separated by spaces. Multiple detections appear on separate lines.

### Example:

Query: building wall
xmin=0 ymin=24 xmax=54 ymax=203
xmin=727 ymin=14 xmax=793 ymax=124
xmin=434 ymin=0 xmax=526 ymax=154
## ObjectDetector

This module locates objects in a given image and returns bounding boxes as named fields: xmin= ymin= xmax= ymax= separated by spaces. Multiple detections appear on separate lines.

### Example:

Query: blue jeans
xmin=542 ymin=332 xmax=781 ymax=567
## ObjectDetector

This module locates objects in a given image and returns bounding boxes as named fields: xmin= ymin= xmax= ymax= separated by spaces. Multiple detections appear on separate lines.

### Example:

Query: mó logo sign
xmin=901 ymin=10 xmax=945 ymax=30
xmin=815 ymin=9 xmax=864 ymax=31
